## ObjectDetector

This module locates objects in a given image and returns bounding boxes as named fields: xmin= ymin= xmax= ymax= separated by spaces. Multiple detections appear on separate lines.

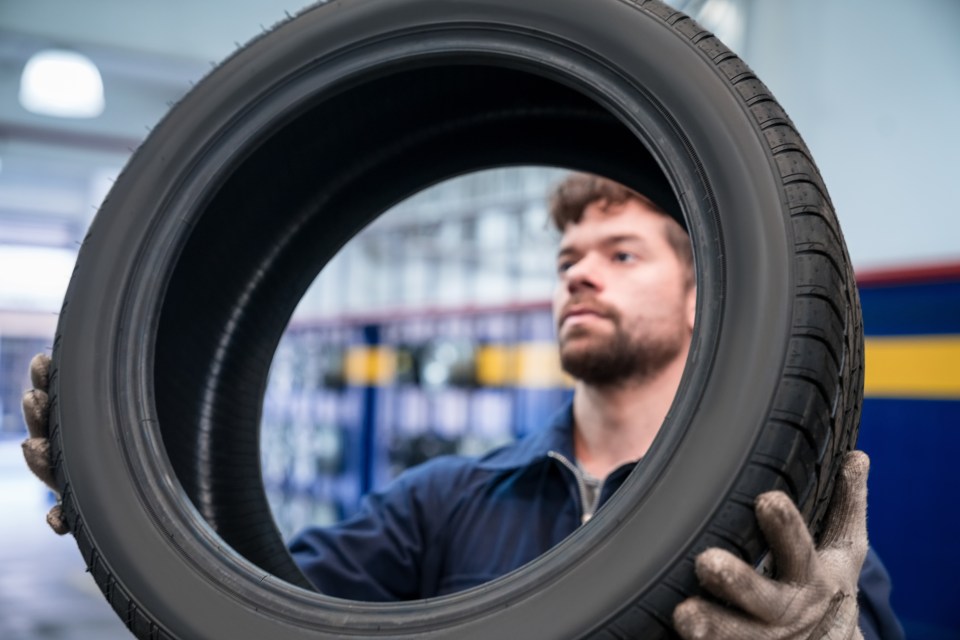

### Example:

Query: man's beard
xmin=558 ymin=316 xmax=683 ymax=387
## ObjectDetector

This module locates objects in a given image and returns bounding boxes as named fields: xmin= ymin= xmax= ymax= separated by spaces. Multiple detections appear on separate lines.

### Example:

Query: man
xmin=23 ymin=173 xmax=903 ymax=638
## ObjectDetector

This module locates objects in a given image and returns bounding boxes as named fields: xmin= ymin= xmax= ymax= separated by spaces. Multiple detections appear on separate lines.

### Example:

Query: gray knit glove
xmin=673 ymin=451 xmax=870 ymax=640
xmin=21 ymin=353 xmax=69 ymax=534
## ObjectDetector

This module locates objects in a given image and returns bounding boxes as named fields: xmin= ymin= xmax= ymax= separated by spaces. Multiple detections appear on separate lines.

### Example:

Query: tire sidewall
xmin=55 ymin=0 xmax=793 ymax=637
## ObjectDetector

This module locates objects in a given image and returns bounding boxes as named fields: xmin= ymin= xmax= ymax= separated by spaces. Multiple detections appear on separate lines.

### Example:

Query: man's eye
xmin=557 ymin=260 xmax=573 ymax=273
xmin=613 ymin=251 xmax=637 ymax=263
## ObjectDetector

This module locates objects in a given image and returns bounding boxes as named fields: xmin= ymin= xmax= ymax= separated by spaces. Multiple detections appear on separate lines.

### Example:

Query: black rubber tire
xmin=47 ymin=0 xmax=863 ymax=638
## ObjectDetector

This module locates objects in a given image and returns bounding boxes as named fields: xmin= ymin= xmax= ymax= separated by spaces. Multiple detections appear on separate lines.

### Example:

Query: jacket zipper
xmin=547 ymin=450 xmax=598 ymax=524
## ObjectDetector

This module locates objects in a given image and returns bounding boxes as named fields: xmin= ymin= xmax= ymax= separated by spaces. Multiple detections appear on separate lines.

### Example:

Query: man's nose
xmin=564 ymin=253 xmax=603 ymax=292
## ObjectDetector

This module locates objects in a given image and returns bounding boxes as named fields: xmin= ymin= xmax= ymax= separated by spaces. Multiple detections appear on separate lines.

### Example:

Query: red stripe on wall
xmin=856 ymin=260 xmax=960 ymax=287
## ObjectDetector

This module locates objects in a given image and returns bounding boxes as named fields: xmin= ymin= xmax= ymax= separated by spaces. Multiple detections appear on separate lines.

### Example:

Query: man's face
xmin=552 ymin=198 xmax=695 ymax=386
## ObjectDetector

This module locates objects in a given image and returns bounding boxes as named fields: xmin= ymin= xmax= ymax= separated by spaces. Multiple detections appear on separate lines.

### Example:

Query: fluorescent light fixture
xmin=19 ymin=49 xmax=105 ymax=118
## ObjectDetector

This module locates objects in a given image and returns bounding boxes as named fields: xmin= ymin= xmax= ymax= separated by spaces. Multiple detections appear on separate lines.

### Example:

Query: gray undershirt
xmin=577 ymin=463 xmax=603 ymax=521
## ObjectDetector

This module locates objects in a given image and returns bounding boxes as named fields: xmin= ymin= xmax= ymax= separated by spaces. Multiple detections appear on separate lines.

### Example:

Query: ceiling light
xmin=19 ymin=49 xmax=105 ymax=119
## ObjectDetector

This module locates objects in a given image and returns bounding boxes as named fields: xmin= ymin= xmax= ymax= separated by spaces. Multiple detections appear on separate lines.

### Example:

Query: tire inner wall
xmin=153 ymin=64 xmax=677 ymax=581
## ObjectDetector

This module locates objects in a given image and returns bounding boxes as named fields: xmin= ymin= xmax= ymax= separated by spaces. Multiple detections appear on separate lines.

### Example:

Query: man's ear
xmin=685 ymin=285 xmax=696 ymax=333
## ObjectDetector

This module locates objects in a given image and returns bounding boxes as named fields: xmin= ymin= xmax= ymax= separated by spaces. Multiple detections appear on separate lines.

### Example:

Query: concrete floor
xmin=0 ymin=439 xmax=131 ymax=639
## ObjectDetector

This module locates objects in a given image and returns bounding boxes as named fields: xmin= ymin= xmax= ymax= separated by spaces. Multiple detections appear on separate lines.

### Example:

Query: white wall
xmin=741 ymin=0 xmax=960 ymax=270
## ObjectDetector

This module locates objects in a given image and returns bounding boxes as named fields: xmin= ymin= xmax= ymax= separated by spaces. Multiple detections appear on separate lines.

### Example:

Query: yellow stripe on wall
xmin=345 ymin=346 xmax=397 ymax=386
xmin=513 ymin=342 xmax=571 ymax=388
xmin=476 ymin=342 xmax=572 ymax=388
xmin=475 ymin=344 xmax=514 ymax=387
xmin=338 ymin=337 xmax=960 ymax=396
xmin=864 ymin=336 xmax=960 ymax=399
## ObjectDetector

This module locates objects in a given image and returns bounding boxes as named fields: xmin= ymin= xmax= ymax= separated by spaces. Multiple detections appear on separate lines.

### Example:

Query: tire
xmin=48 ymin=0 xmax=863 ymax=638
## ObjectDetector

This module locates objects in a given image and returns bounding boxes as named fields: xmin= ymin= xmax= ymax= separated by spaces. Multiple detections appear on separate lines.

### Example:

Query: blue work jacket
xmin=289 ymin=402 xmax=904 ymax=639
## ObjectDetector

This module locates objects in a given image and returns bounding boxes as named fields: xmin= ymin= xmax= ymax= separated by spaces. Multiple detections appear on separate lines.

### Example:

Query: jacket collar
xmin=475 ymin=397 xmax=576 ymax=471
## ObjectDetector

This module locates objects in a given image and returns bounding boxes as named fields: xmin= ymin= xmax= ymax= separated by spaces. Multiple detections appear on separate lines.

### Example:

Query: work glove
xmin=21 ymin=353 xmax=70 ymax=535
xmin=673 ymin=450 xmax=870 ymax=640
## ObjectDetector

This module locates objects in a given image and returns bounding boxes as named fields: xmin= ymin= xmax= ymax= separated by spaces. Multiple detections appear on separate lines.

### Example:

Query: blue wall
xmin=857 ymin=272 xmax=960 ymax=638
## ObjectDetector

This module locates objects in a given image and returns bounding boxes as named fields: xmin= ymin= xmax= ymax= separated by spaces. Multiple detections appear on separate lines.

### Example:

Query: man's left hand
xmin=673 ymin=451 xmax=870 ymax=640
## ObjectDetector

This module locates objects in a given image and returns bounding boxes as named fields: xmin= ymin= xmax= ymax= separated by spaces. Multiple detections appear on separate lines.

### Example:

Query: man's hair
xmin=548 ymin=172 xmax=694 ymax=285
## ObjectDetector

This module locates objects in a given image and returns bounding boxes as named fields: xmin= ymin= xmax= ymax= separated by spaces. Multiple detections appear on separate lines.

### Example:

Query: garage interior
xmin=0 ymin=1 xmax=958 ymax=638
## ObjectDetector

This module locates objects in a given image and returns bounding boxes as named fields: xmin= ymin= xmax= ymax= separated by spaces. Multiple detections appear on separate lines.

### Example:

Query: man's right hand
xmin=21 ymin=353 xmax=69 ymax=534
